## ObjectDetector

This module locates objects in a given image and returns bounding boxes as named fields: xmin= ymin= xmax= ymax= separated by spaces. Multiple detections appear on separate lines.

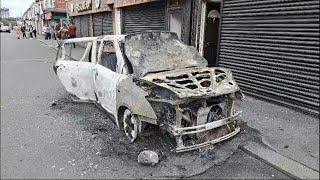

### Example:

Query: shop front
xmin=120 ymin=1 xmax=167 ymax=34
xmin=190 ymin=0 xmax=320 ymax=115
xmin=67 ymin=0 xmax=113 ymax=37
xmin=92 ymin=11 xmax=113 ymax=36
xmin=43 ymin=9 xmax=67 ymax=27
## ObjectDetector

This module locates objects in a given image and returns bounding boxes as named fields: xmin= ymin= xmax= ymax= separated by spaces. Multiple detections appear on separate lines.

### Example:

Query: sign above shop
xmin=44 ymin=12 xmax=52 ymax=20
xmin=95 ymin=0 xmax=100 ymax=8
xmin=75 ymin=0 xmax=92 ymax=12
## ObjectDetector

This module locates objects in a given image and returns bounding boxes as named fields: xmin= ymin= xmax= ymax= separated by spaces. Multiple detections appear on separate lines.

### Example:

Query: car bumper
xmin=171 ymin=111 xmax=241 ymax=152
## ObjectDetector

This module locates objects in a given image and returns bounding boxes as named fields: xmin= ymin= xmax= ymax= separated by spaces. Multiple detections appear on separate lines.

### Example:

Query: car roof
xmin=63 ymin=35 xmax=126 ymax=44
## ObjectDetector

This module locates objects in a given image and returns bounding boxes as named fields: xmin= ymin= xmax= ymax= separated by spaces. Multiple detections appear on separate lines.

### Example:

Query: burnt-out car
xmin=54 ymin=32 xmax=244 ymax=152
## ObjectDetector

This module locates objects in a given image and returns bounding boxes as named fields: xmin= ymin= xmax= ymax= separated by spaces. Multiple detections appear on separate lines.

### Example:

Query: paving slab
xmin=242 ymin=142 xmax=319 ymax=179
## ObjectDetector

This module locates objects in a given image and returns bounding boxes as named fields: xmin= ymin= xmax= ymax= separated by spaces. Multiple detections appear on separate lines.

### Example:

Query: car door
xmin=93 ymin=39 xmax=127 ymax=115
xmin=55 ymin=41 xmax=97 ymax=102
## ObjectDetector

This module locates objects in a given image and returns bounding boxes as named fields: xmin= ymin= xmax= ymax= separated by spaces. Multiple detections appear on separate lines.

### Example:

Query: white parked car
xmin=54 ymin=32 xmax=244 ymax=152
xmin=0 ymin=22 xmax=11 ymax=33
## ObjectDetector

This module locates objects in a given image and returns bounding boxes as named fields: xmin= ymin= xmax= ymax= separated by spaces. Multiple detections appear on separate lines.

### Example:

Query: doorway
xmin=203 ymin=2 xmax=220 ymax=67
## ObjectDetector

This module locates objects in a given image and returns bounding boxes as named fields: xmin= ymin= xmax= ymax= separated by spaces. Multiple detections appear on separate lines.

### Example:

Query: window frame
xmin=58 ymin=37 xmax=98 ymax=63
xmin=98 ymin=36 xmax=131 ymax=75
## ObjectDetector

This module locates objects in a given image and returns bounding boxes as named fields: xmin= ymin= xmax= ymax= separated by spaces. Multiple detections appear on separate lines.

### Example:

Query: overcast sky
xmin=1 ymin=0 xmax=34 ymax=17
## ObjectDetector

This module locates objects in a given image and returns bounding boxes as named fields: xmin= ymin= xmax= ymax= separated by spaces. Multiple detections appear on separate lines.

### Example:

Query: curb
xmin=38 ymin=39 xmax=58 ymax=50
xmin=241 ymin=142 xmax=319 ymax=179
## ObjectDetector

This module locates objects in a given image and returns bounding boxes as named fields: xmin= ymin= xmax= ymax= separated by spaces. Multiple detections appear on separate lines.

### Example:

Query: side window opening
xmin=64 ymin=43 xmax=74 ymax=61
xmin=63 ymin=42 xmax=93 ymax=62
xmin=79 ymin=42 xmax=93 ymax=62
xmin=119 ymin=42 xmax=133 ymax=74
xmin=99 ymin=41 xmax=117 ymax=72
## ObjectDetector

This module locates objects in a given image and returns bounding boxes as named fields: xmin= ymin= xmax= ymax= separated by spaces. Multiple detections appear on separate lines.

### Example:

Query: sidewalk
xmin=37 ymin=35 xmax=59 ymax=49
xmin=38 ymin=37 xmax=319 ymax=179
xmin=37 ymin=35 xmax=85 ymax=60
xmin=236 ymin=96 xmax=319 ymax=179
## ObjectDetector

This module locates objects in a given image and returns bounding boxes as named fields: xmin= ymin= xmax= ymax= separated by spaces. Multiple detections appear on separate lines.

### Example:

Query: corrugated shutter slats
xmin=93 ymin=12 xmax=113 ymax=36
xmin=74 ymin=17 xmax=81 ymax=37
xmin=122 ymin=2 xmax=166 ymax=34
xmin=74 ymin=15 xmax=89 ymax=37
xmin=219 ymin=0 xmax=320 ymax=115
xmin=80 ymin=15 xmax=89 ymax=37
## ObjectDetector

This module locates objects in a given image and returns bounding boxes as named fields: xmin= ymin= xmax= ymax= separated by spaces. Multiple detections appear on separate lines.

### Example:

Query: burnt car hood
xmin=124 ymin=32 xmax=208 ymax=80
xmin=141 ymin=67 xmax=241 ymax=99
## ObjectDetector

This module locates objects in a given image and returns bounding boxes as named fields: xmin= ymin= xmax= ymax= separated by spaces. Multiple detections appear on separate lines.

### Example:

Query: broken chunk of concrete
xmin=138 ymin=150 xmax=159 ymax=166
xmin=51 ymin=100 xmax=57 ymax=106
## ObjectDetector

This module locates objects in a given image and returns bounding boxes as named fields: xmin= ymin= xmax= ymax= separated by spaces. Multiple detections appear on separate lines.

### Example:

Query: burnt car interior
xmin=99 ymin=41 xmax=117 ymax=72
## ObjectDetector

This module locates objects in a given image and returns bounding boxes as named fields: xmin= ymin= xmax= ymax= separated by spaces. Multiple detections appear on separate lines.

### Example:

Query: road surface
xmin=1 ymin=32 xmax=291 ymax=179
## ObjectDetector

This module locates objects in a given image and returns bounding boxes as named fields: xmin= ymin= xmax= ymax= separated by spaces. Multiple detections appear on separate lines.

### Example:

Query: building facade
xmin=66 ymin=0 xmax=320 ymax=115
xmin=22 ymin=0 xmax=68 ymax=34
xmin=114 ymin=0 xmax=192 ymax=45
xmin=42 ymin=0 xmax=68 ymax=28
xmin=67 ymin=0 xmax=113 ymax=37
xmin=1 ymin=8 xmax=10 ymax=19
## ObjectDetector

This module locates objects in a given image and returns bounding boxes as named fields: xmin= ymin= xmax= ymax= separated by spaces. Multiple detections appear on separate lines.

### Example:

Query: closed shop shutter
xmin=73 ymin=15 xmax=89 ymax=37
xmin=80 ymin=15 xmax=89 ymax=37
xmin=122 ymin=1 xmax=166 ymax=34
xmin=93 ymin=12 xmax=113 ymax=36
xmin=74 ymin=16 xmax=81 ymax=37
xmin=219 ymin=0 xmax=320 ymax=115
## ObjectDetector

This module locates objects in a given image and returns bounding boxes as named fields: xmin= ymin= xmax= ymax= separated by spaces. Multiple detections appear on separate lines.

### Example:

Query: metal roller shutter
xmin=93 ymin=13 xmax=103 ymax=36
xmin=80 ymin=15 xmax=89 ymax=37
xmin=122 ymin=1 xmax=166 ymax=34
xmin=219 ymin=0 xmax=320 ymax=115
xmin=93 ymin=12 xmax=113 ymax=36
xmin=74 ymin=16 xmax=81 ymax=37
xmin=102 ymin=12 xmax=113 ymax=35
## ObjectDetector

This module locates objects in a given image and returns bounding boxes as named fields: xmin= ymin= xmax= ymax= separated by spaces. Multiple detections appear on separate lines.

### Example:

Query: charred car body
xmin=54 ymin=32 xmax=244 ymax=152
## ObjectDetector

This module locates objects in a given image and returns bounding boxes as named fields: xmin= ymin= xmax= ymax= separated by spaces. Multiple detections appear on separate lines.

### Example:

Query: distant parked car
xmin=54 ymin=32 xmax=244 ymax=152
xmin=0 ymin=22 xmax=11 ymax=33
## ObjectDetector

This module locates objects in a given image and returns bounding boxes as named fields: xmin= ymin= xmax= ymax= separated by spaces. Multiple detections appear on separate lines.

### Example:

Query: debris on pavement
xmin=51 ymin=100 xmax=57 ymax=106
xmin=138 ymin=150 xmax=159 ymax=166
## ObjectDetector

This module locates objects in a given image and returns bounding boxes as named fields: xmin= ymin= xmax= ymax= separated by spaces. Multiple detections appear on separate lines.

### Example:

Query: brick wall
xmin=54 ymin=0 xmax=66 ymax=9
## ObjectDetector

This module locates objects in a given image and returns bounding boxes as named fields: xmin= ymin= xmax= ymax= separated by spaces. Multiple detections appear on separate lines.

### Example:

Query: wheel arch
xmin=117 ymin=105 xmax=127 ymax=128
xmin=116 ymin=77 xmax=158 ymax=128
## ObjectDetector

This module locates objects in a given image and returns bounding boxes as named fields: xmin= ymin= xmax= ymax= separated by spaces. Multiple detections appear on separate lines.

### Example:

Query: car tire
xmin=122 ymin=109 xmax=140 ymax=143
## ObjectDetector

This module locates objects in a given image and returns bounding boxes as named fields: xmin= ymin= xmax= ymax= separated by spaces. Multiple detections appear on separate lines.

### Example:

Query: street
xmin=1 ymin=32 xmax=292 ymax=179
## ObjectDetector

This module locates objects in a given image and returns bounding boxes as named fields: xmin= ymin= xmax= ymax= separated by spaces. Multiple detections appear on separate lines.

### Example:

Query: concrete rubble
xmin=137 ymin=150 xmax=159 ymax=166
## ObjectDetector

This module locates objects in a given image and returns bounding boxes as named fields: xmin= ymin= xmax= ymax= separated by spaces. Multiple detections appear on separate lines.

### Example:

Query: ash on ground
xmin=50 ymin=94 xmax=261 ymax=178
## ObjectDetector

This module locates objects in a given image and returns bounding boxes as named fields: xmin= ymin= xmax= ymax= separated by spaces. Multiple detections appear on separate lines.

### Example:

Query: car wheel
xmin=123 ymin=109 xmax=140 ymax=143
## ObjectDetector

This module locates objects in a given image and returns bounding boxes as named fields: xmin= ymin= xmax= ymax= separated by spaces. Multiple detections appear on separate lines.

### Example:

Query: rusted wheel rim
xmin=123 ymin=109 xmax=138 ymax=142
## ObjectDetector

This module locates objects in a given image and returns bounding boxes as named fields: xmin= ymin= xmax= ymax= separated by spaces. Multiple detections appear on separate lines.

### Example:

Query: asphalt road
xmin=1 ymin=32 xmax=291 ymax=179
